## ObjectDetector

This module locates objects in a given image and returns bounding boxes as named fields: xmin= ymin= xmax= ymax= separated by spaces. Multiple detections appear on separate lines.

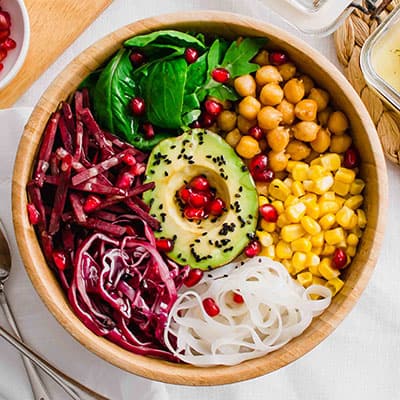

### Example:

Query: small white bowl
xmin=0 ymin=0 xmax=30 ymax=90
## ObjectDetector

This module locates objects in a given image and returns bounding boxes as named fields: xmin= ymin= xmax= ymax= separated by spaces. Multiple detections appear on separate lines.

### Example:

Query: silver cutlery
xmin=0 ymin=221 xmax=107 ymax=400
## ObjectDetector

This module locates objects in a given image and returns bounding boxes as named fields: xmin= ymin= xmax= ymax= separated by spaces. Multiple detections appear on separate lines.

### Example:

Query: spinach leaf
xmin=93 ymin=49 xmax=140 ymax=143
xmin=184 ymin=52 xmax=207 ymax=95
xmin=143 ymin=58 xmax=188 ymax=129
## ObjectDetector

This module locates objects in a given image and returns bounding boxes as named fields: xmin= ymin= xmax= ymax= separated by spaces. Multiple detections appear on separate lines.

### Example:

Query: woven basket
xmin=334 ymin=0 xmax=400 ymax=164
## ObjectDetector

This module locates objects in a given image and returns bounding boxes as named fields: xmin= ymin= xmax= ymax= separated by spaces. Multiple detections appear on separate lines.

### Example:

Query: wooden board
xmin=0 ymin=0 xmax=112 ymax=108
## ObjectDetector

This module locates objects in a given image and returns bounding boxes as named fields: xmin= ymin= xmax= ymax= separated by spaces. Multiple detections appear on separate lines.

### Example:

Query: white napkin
xmin=0 ymin=108 xmax=169 ymax=400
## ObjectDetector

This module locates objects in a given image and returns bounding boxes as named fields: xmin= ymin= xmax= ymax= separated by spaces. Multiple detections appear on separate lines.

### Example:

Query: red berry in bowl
xmin=259 ymin=204 xmax=278 ymax=222
xmin=232 ymin=292 xmax=244 ymax=304
xmin=130 ymin=97 xmax=146 ymax=116
xmin=343 ymin=147 xmax=360 ymax=169
xmin=178 ymin=186 xmax=191 ymax=204
xmin=130 ymin=51 xmax=145 ymax=66
xmin=190 ymin=175 xmax=210 ymax=191
xmin=204 ymin=99 xmax=223 ymax=116
xmin=0 ymin=48 xmax=6 ymax=63
xmin=188 ymin=191 xmax=209 ymax=208
xmin=248 ymin=126 xmax=263 ymax=141
xmin=185 ymin=47 xmax=199 ymax=64
xmin=0 ymin=38 xmax=16 ymax=50
xmin=184 ymin=268 xmax=204 ymax=287
xmin=269 ymin=51 xmax=288 ymax=66
xmin=0 ymin=12 xmax=10 ymax=31
xmin=156 ymin=238 xmax=174 ymax=253
xmin=199 ymin=112 xmax=215 ymax=128
xmin=332 ymin=248 xmax=347 ymax=269
xmin=142 ymin=123 xmax=155 ymax=139
xmin=211 ymin=67 xmax=230 ymax=83
xmin=244 ymin=240 xmax=261 ymax=257
xmin=202 ymin=297 xmax=220 ymax=317
xmin=52 ymin=250 xmax=68 ymax=270
xmin=209 ymin=198 xmax=225 ymax=216
xmin=184 ymin=206 xmax=205 ymax=220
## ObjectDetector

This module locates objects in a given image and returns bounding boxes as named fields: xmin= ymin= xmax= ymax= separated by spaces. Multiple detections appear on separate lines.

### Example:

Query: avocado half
xmin=143 ymin=129 xmax=258 ymax=270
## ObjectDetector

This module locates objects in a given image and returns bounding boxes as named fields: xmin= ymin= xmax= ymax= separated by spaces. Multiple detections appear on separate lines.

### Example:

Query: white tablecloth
xmin=0 ymin=0 xmax=399 ymax=399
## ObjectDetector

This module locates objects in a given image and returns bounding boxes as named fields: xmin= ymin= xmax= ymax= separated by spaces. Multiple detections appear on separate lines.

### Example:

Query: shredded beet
xmin=27 ymin=91 xmax=189 ymax=360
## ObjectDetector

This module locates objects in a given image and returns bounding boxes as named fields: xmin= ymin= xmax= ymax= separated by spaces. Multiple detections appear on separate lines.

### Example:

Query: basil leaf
xmin=143 ymin=58 xmax=188 ymax=129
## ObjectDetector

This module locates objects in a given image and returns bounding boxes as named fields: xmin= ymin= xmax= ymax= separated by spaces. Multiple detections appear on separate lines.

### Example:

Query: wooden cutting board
xmin=0 ymin=0 xmax=112 ymax=108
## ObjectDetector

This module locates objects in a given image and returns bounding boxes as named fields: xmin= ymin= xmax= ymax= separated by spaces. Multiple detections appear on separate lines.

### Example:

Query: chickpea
xmin=257 ymin=106 xmax=283 ymax=131
xmin=294 ymin=99 xmax=318 ymax=121
xmin=268 ymin=150 xmax=289 ymax=172
xmin=318 ymin=107 xmax=332 ymax=127
xmin=255 ymin=65 xmax=283 ymax=85
xmin=253 ymin=49 xmax=269 ymax=66
xmin=234 ymin=74 xmax=256 ymax=97
xmin=284 ymin=78 xmax=305 ymax=104
xmin=276 ymin=99 xmax=295 ymax=125
xmin=278 ymin=62 xmax=296 ymax=81
xmin=238 ymin=96 xmax=261 ymax=120
xmin=328 ymin=110 xmax=349 ymax=134
xmin=286 ymin=140 xmax=311 ymax=161
xmin=329 ymin=133 xmax=352 ymax=153
xmin=299 ymin=74 xmax=314 ymax=96
xmin=217 ymin=110 xmax=237 ymax=131
xmin=259 ymin=83 xmax=284 ymax=106
xmin=308 ymin=88 xmax=329 ymax=111
xmin=266 ymin=127 xmax=290 ymax=152
xmin=304 ymin=149 xmax=320 ymax=164
xmin=310 ymin=127 xmax=331 ymax=153
xmin=293 ymin=121 xmax=320 ymax=142
xmin=225 ymin=128 xmax=242 ymax=148
xmin=237 ymin=115 xmax=257 ymax=134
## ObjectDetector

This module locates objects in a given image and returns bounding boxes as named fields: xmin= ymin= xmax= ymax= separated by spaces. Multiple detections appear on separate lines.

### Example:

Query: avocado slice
xmin=143 ymin=129 xmax=258 ymax=270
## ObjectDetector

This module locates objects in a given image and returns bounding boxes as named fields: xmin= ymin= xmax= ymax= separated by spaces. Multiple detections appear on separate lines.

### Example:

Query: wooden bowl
xmin=11 ymin=11 xmax=388 ymax=385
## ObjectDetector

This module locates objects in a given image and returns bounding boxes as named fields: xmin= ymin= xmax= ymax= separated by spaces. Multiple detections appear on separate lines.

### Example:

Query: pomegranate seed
xmin=189 ymin=191 xmax=209 ymax=208
xmin=178 ymin=186 xmax=191 ymax=204
xmin=0 ymin=12 xmax=10 ymax=31
xmin=0 ymin=37 xmax=15 ymax=50
xmin=211 ymin=67 xmax=230 ymax=83
xmin=244 ymin=240 xmax=261 ymax=257
xmin=116 ymin=172 xmax=134 ymax=189
xmin=130 ymin=97 xmax=146 ymax=116
xmin=248 ymin=126 xmax=263 ymax=141
xmin=269 ymin=51 xmax=288 ymax=66
xmin=190 ymin=175 xmax=210 ymax=191
xmin=199 ymin=112 xmax=215 ymax=128
xmin=0 ymin=63 xmax=3 ymax=72
xmin=142 ymin=123 xmax=155 ymax=139
xmin=185 ymin=47 xmax=199 ymax=64
xmin=122 ymin=153 xmax=137 ymax=166
xmin=204 ymin=99 xmax=223 ymax=116
xmin=332 ymin=248 xmax=347 ymax=269
xmin=52 ymin=250 xmax=68 ymax=270
xmin=203 ymin=297 xmax=220 ymax=317
xmin=259 ymin=204 xmax=278 ymax=222
xmin=184 ymin=268 xmax=204 ymax=287
xmin=0 ymin=29 xmax=9 ymax=43
xmin=190 ymin=120 xmax=202 ymax=129
xmin=249 ymin=154 xmax=268 ymax=173
xmin=0 ymin=48 xmax=6 ymax=62
xmin=27 ymin=203 xmax=40 ymax=225
xmin=130 ymin=51 xmax=145 ymax=66
xmin=209 ymin=198 xmax=225 ymax=216
xmin=184 ymin=206 xmax=205 ymax=220
xmin=232 ymin=292 xmax=244 ymax=304
xmin=156 ymin=238 xmax=174 ymax=252
xmin=125 ymin=226 xmax=136 ymax=236
xmin=255 ymin=169 xmax=275 ymax=182
xmin=83 ymin=195 xmax=102 ymax=213
xmin=343 ymin=147 xmax=360 ymax=169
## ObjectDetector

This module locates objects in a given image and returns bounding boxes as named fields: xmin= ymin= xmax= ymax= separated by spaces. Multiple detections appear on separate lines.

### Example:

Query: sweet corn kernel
xmin=286 ymin=160 xmax=298 ymax=173
xmin=306 ymin=202 xmax=320 ymax=219
xmin=291 ymin=237 xmax=312 ymax=253
xmin=350 ymin=179 xmax=366 ymax=195
xmin=269 ymin=179 xmax=291 ymax=201
xmin=325 ymin=277 xmax=344 ymax=296
xmin=325 ymin=227 xmax=345 ymax=245
xmin=347 ymin=245 xmax=357 ymax=257
xmin=271 ymin=232 xmax=280 ymax=244
xmin=281 ymin=224 xmax=305 ymax=242
xmin=258 ymin=195 xmax=269 ymax=207
xmin=351 ymin=226 xmax=363 ymax=238
xmin=318 ymin=257 xmax=340 ymax=280
xmin=293 ymin=252 xmax=307 ymax=273
xmin=336 ymin=206 xmax=356 ymax=229
xmin=310 ymin=156 xmax=322 ymax=166
xmin=286 ymin=202 xmax=306 ymax=223
xmin=312 ymin=276 xmax=327 ymax=286
xmin=311 ymin=232 xmax=324 ymax=248
xmin=336 ymin=240 xmax=347 ymax=249
xmin=335 ymin=167 xmax=356 ymax=184
xmin=284 ymin=194 xmax=299 ymax=208
xmin=260 ymin=220 xmax=277 ymax=232
xmin=332 ymin=180 xmax=351 ymax=196
xmin=335 ymin=195 xmax=346 ymax=207
xmin=300 ymin=193 xmax=317 ymax=206
xmin=301 ymin=216 xmax=321 ymax=235
xmin=303 ymin=180 xmax=314 ymax=192
xmin=320 ymin=191 xmax=336 ymax=201
xmin=297 ymin=271 xmax=313 ymax=287
xmin=292 ymin=162 xmax=309 ymax=181
xmin=347 ymin=233 xmax=359 ymax=246
xmin=259 ymin=244 xmax=276 ymax=259
xmin=282 ymin=259 xmax=295 ymax=275
xmin=292 ymin=181 xmax=305 ymax=197
xmin=308 ymin=165 xmax=327 ymax=181
xmin=312 ymin=246 xmax=323 ymax=256
xmin=319 ymin=200 xmax=340 ymax=216
xmin=257 ymin=231 xmax=274 ymax=247
xmin=319 ymin=213 xmax=336 ymax=230
xmin=277 ymin=214 xmax=290 ymax=228
xmin=305 ymin=252 xmax=320 ymax=268
xmin=271 ymin=200 xmax=284 ymax=215
xmin=344 ymin=195 xmax=364 ymax=210
xmin=321 ymin=244 xmax=336 ymax=256
xmin=235 ymin=135 xmax=261 ymax=159
xmin=320 ymin=153 xmax=341 ymax=171
xmin=276 ymin=240 xmax=293 ymax=259
xmin=312 ymin=175 xmax=334 ymax=195
xmin=308 ymin=263 xmax=322 ymax=277
xmin=283 ymin=177 xmax=294 ymax=189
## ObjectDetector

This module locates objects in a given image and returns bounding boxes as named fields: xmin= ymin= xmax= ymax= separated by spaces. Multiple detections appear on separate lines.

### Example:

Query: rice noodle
xmin=164 ymin=257 xmax=332 ymax=366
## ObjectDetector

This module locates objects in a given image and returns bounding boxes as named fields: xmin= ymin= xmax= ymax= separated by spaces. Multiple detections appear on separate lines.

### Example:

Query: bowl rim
xmin=11 ymin=10 xmax=388 ymax=385
xmin=0 ymin=0 xmax=30 ymax=90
